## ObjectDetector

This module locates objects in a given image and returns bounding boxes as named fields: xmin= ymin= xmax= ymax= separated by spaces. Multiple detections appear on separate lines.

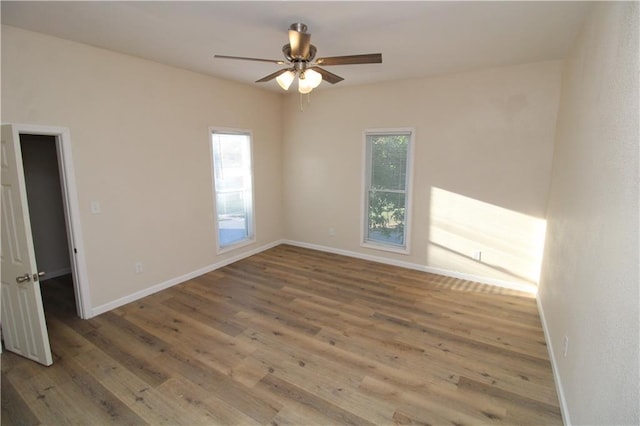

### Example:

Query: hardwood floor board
xmin=238 ymin=328 xmax=367 ymax=391
xmin=40 ymin=277 xmax=102 ymax=337
xmin=363 ymin=313 xmax=557 ymax=404
xmin=371 ymin=310 xmax=549 ymax=363
xmin=257 ymin=374 xmax=377 ymax=426
xmin=223 ymin=261 xmax=293 ymax=291
xmin=390 ymin=303 xmax=551 ymax=361
xmin=160 ymin=292 xmax=247 ymax=337
xmin=120 ymin=303 xmax=256 ymax=375
xmin=173 ymin=280 xmax=243 ymax=316
xmin=359 ymin=374 xmax=505 ymax=426
xmin=81 ymin=323 xmax=172 ymax=388
xmin=392 ymin=327 xmax=555 ymax=385
xmin=314 ymin=325 xmax=460 ymax=389
xmin=212 ymin=287 xmax=325 ymax=337
xmin=55 ymin=353 xmax=148 ymax=424
xmin=391 ymin=408 xmax=443 ymax=426
xmin=184 ymin=277 xmax=323 ymax=338
xmin=408 ymin=289 xmax=543 ymax=330
xmin=1 ymin=372 xmax=40 ymax=426
xmin=73 ymin=347 xmax=198 ymax=425
xmin=46 ymin=316 xmax=95 ymax=359
xmin=1 ymin=349 xmax=32 ymax=374
xmin=229 ymin=354 xmax=272 ymax=387
xmin=404 ymin=305 xmax=545 ymax=353
xmin=289 ymin=297 xmax=378 ymax=330
xmin=155 ymin=347 xmax=282 ymax=424
xmin=235 ymin=312 xmax=430 ymax=390
xmin=155 ymin=377 xmax=262 ymax=425
xmin=280 ymin=285 xmax=375 ymax=315
xmin=6 ymin=360 xmax=117 ymax=425
xmin=317 ymin=320 xmax=557 ymax=409
xmin=89 ymin=310 xmax=172 ymax=354
xmin=267 ymin=403 xmax=343 ymax=426
xmin=456 ymin=375 xmax=562 ymax=423
xmin=2 ymin=244 xmax=561 ymax=425
xmin=417 ymin=291 xmax=542 ymax=329
xmin=242 ymin=345 xmax=397 ymax=425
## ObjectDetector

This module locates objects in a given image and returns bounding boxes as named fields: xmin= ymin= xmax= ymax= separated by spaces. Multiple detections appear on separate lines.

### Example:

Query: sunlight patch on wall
xmin=429 ymin=187 xmax=546 ymax=291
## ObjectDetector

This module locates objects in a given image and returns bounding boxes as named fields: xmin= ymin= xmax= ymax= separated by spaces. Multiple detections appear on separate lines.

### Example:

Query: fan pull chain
xmin=298 ymin=92 xmax=312 ymax=112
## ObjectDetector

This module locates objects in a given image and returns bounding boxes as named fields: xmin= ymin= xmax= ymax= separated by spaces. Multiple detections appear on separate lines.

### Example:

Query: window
xmin=362 ymin=129 xmax=414 ymax=253
xmin=211 ymin=129 xmax=255 ymax=252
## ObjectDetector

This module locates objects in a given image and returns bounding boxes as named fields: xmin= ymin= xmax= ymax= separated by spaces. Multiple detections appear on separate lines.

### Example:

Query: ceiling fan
xmin=215 ymin=23 xmax=382 ymax=94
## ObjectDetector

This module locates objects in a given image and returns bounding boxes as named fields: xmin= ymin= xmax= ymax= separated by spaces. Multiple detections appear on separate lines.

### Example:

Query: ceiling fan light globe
xmin=298 ymin=75 xmax=314 ymax=94
xmin=276 ymin=71 xmax=295 ymax=90
xmin=305 ymin=69 xmax=323 ymax=89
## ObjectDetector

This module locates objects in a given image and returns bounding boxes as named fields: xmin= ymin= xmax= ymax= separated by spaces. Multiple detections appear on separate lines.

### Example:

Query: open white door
xmin=1 ymin=124 xmax=53 ymax=366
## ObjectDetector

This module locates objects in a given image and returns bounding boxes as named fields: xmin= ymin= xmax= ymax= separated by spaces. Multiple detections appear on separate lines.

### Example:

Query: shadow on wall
xmin=428 ymin=187 xmax=546 ymax=293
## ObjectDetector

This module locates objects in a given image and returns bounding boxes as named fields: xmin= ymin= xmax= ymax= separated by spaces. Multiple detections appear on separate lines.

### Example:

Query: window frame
xmin=361 ymin=127 xmax=415 ymax=254
xmin=209 ymin=127 xmax=256 ymax=254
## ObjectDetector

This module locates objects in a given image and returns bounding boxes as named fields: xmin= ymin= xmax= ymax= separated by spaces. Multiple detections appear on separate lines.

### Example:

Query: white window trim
xmin=209 ymin=126 xmax=256 ymax=254
xmin=360 ymin=127 xmax=415 ymax=255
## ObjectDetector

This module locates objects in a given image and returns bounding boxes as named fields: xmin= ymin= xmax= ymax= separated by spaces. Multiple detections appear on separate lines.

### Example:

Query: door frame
xmin=11 ymin=124 xmax=92 ymax=319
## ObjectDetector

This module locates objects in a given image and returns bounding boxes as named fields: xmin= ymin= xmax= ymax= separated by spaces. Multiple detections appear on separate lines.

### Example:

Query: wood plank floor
xmin=2 ymin=244 xmax=562 ymax=425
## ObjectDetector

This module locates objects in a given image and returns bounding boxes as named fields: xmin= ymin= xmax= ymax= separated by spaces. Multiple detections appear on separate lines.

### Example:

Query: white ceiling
xmin=1 ymin=1 xmax=592 ymax=92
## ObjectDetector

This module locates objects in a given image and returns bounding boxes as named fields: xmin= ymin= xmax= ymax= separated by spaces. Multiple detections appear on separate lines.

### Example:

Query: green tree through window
xmin=364 ymin=130 xmax=413 ymax=250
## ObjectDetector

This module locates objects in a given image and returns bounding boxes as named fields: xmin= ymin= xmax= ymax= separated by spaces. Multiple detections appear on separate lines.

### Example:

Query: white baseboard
xmin=90 ymin=240 xmax=283 ymax=317
xmin=282 ymin=239 xmax=537 ymax=295
xmin=90 ymin=238 xmax=536 ymax=316
xmin=536 ymin=295 xmax=570 ymax=425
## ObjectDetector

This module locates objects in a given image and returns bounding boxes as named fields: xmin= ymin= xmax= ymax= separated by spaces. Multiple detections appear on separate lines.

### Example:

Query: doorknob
xmin=33 ymin=272 xmax=46 ymax=282
xmin=16 ymin=273 xmax=31 ymax=283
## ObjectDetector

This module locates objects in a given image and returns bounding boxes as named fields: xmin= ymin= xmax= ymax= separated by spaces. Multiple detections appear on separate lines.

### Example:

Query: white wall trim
xmin=282 ymin=239 xmax=538 ymax=295
xmin=537 ymin=295 xmax=571 ymax=425
xmin=90 ymin=237 xmax=537 ymax=316
xmin=90 ymin=240 xmax=283 ymax=317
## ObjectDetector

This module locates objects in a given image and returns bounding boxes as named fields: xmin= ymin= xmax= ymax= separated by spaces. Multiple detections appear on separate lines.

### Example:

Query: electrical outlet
xmin=329 ymin=227 xmax=336 ymax=236
xmin=563 ymin=335 xmax=569 ymax=357
xmin=135 ymin=262 xmax=143 ymax=274
xmin=473 ymin=250 xmax=482 ymax=261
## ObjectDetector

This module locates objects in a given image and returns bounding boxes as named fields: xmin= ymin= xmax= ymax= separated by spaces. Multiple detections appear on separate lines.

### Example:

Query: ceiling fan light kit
xmin=215 ymin=22 xmax=382 ymax=100
xmin=276 ymin=70 xmax=295 ymax=90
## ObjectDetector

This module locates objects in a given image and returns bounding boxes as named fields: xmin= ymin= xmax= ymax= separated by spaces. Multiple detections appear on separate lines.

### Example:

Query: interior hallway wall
xmin=538 ymin=2 xmax=639 ymax=424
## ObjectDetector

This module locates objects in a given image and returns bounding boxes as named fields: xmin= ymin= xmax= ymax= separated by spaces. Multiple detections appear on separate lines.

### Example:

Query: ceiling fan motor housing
xmin=289 ymin=22 xmax=308 ymax=33
xmin=283 ymin=44 xmax=317 ymax=64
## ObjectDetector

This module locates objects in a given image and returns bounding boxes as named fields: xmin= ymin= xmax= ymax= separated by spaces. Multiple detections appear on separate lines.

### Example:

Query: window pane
xmin=367 ymin=191 xmax=406 ymax=246
xmin=363 ymin=129 xmax=412 ymax=252
xmin=368 ymin=134 xmax=408 ymax=191
xmin=212 ymin=131 xmax=253 ymax=250
xmin=216 ymin=191 xmax=248 ymax=246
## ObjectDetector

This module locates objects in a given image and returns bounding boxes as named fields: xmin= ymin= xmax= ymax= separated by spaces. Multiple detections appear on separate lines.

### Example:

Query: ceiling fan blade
xmin=289 ymin=29 xmax=311 ymax=59
xmin=316 ymin=53 xmax=382 ymax=66
xmin=256 ymin=68 xmax=290 ymax=83
xmin=215 ymin=54 xmax=285 ymax=65
xmin=309 ymin=67 xmax=344 ymax=84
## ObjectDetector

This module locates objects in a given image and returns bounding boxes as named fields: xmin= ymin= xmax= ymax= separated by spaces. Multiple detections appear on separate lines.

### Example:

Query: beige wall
xmin=1 ymin=25 xmax=284 ymax=310
xmin=283 ymin=60 xmax=562 ymax=288
xmin=539 ymin=3 xmax=639 ymax=424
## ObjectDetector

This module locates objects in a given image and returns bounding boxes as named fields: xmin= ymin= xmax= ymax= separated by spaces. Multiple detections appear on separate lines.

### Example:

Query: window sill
xmin=217 ymin=238 xmax=255 ymax=255
xmin=361 ymin=241 xmax=410 ymax=255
